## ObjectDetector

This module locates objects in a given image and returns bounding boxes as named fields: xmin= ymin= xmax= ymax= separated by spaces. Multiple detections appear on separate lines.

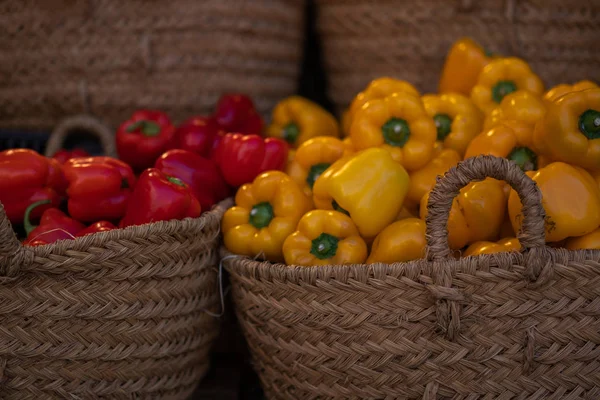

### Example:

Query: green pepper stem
xmin=282 ymin=122 xmax=300 ymax=145
xmin=381 ymin=118 xmax=410 ymax=147
xmin=249 ymin=202 xmax=274 ymax=229
xmin=23 ymin=199 xmax=51 ymax=236
xmin=125 ymin=120 xmax=161 ymax=137
xmin=579 ymin=109 xmax=600 ymax=140
xmin=166 ymin=176 xmax=185 ymax=187
xmin=492 ymin=80 xmax=517 ymax=103
xmin=507 ymin=146 xmax=537 ymax=172
xmin=433 ymin=113 xmax=453 ymax=141
xmin=310 ymin=232 xmax=339 ymax=260
xmin=306 ymin=163 xmax=331 ymax=189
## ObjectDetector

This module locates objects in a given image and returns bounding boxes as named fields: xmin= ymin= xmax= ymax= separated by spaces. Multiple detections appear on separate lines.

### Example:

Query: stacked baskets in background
xmin=315 ymin=0 xmax=600 ymax=115
xmin=0 ymin=0 xmax=306 ymax=130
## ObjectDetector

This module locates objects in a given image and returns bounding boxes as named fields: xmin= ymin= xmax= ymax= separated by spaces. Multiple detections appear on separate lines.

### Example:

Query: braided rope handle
xmin=44 ymin=114 xmax=116 ymax=158
xmin=425 ymin=155 xmax=546 ymax=261
xmin=0 ymin=203 xmax=32 ymax=277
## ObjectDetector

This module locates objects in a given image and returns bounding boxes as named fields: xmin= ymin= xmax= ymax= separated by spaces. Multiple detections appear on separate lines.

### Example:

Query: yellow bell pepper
xmin=406 ymin=148 xmax=461 ymax=209
xmin=282 ymin=210 xmax=368 ymax=266
xmin=463 ymin=237 xmax=521 ymax=257
xmin=565 ymin=227 xmax=600 ymax=250
xmin=350 ymin=92 xmax=437 ymax=171
xmin=465 ymin=120 xmax=541 ymax=172
xmin=483 ymin=90 xmax=547 ymax=131
xmin=313 ymin=148 xmax=410 ymax=239
xmin=286 ymin=136 xmax=353 ymax=198
xmin=345 ymin=77 xmax=421 ymax=136
xmin=533 ymin=88 xmax=600 ymax=171
xmin=222 ymin=171 xmax=311 ymax=262
xmin=420 ymin=178 xmax=507 ymax=250
xmin=422 ymin=93 xmax=483 ymax=157
xmin=396 ymin=205 xmax=418 ymax=221
xmin=438 ymin=37 xmax=492 ymax=96
xmin=367 ymin=218 xmax=426 ymax=264
xmin=267 ymin=95 xmax=339 ymax=147
xmin=471 ymin=57 xmax=544 ymax=114
xmin=544 ymin=80 xmax=598 ymax=103
xmin=508 ymin=162 xmax=600 ymax=243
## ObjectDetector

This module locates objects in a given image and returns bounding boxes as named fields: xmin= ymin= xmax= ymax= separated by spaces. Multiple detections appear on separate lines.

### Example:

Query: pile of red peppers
xmin=0 ymin=93 xmax=289 ymax=246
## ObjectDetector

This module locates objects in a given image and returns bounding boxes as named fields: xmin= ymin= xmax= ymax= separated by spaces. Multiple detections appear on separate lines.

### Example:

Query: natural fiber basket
xmin=316 ymin=0 xmax=600 ymax=114
xmin=0 ymin=0 xmax=306 ymax=130
xmin=0 ymin=195 xmax=233 ymax=399
xmin=43 ymin=114 xmax=117 ymax=158
xmin=224 ymin=155 xmax=600 ymax=399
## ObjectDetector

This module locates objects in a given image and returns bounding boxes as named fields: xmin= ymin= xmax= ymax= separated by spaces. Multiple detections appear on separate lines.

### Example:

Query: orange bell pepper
xmin=463 ymin=237 xmax=521 ymax=257
xmin=544 ymin=80 xmax=598 ymax=103
xmin=438 ymin=37 xmax=492 ymax=96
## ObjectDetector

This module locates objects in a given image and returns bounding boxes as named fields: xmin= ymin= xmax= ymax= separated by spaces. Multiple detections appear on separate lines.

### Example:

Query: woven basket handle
xmin=0 ymin=203 xmax=32 ymax=277
xmin=425 ymin=155 xmax=546 ymax=261
xmin=44 ymin=114 xmax=116 ymax=158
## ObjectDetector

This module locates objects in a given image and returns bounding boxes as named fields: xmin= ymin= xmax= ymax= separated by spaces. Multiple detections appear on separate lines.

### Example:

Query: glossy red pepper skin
xmin=116 ymin=110 xmax=175 ymax=171
xmin=214 ymin=133 xmax=289 ymax=187
xmin=63 ymin=157 xmax=136 ymax=222
xmin=172 ymin=116 xmax=222 ymax=157
xmin=23 ymin=201 xmax=86 ymax=245
xmin=120 ymin=168 xmax=202 ymax=227
xmin=214 ymin=94 xmax=264 ymax=135
xmin=155 ymin=149 xmax=230 ymax=211
xmin=76 ymin=221 xmax=117 ymax=237
xmin=0 ymin=149 xmax=65 ymax=223
xmin=52 ymin=148 xmax=90 ymax=164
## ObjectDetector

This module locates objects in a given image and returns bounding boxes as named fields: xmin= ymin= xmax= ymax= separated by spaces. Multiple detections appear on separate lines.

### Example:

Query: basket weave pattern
xmin=225 ymin=157 xmax=600 ymax=399
xmin=316 ymin=0 xmax=600 ymax=114
xmin=0 ymin=0 xmax=305 ymax=130
xmin=0 ymin=198 xmax=232 ymax=399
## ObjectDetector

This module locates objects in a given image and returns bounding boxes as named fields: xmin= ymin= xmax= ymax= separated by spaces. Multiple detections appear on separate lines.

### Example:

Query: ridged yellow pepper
xmin=420 ymin=178 xmax=508 ymax=250
xmin=313 ymin=148 xmax=410 ymax=239
xmin=438 ymin=37 xmax=492 ymax=96
xmin=544 ymin=80 xmax=598 ymax=103
xmin=406 ymin=148 xmax=461 ymax=209
xmin=367 ymin=218 xmax=426 ymax=264
xmin=533 ymin=88 xmax=600 ymax=171
xmin=282 ymin=210 xmax=367 ymax=266
xmin=345 ymin=77 xmax=421 ymax=136
xmin=463 ymin=237 xmax=520 ymax=257
xmin=508 ymin=162 xmax=600 ymax=243
xmin=286 ymin=136 xmax=353 ymax=199
xmin=565 ymin=227 xmax=600 ymax=250
xmin=267 ymin=96 xmax=339 ymax=147
xmin=222 ymin=171 xmax=311 ymax=262
xmin=483 ymin=90 xmax=547 ymax=131
xmin=471 ymin=57 xmax=544 ymax=114
xmin=422 ymin=93 xmax=483 ymax=157
xmin=465 ymin=120 xmax=540 ymax=172
xmin=350 ymin=92 xmax=437 ymax=171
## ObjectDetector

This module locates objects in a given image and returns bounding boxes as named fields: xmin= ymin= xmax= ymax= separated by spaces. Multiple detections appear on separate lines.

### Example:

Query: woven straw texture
xmin=43 ymin=114 xmax=117 ymax=158
xmin=0 ymin=0 xmax=305 ymax=130
xmin=0 ymin=197 xmax=232 ymax=399
xmin=224 ymin=156 xmax=600 ymax=399
xmin=316 ymin=0 xmax=600 ymax=114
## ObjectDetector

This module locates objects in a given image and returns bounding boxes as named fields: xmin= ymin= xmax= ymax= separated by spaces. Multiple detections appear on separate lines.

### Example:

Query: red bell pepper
xmin=63 ymin=156 xmax=136 ymax=222
xmin=116 ymin=110 xmax=175 ymax=171
xmin=214 ymin=94 xmax=264 ymax=135
xmin=120 ymin=168 xmax=201 ymax=227
xmin=52 ymin=148 xmax=90 ymax=164
xmin=155 ymin=149 xmax=230 ymax=210
xmin=214 ymin=133 xmax=289 ymax=187
xmin=172 ymin=116 xmax=222 ymax=157
xmin=75 ymin=221 xmax=117 ymax=237
xmin=23 ymin=200 xmax=86 ymax=246
xmin=0 ymin=149 xmax=64 ymax=224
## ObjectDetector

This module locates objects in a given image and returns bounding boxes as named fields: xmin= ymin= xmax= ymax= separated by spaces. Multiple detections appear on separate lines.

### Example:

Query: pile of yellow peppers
xmin=222 ymin=37 xmax=600 ymax=266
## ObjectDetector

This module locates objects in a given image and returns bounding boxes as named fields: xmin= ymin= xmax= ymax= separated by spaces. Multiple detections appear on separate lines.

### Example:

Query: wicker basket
xmin=0 ymin=0 xmax=306 ymax=130
xmin=224 ymin=155 xmax=600 ymax=399
xmin=316 ymin=0 xmax=600 ymax=114
xmin=0 ymin=192 xmax=233 ymax=398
